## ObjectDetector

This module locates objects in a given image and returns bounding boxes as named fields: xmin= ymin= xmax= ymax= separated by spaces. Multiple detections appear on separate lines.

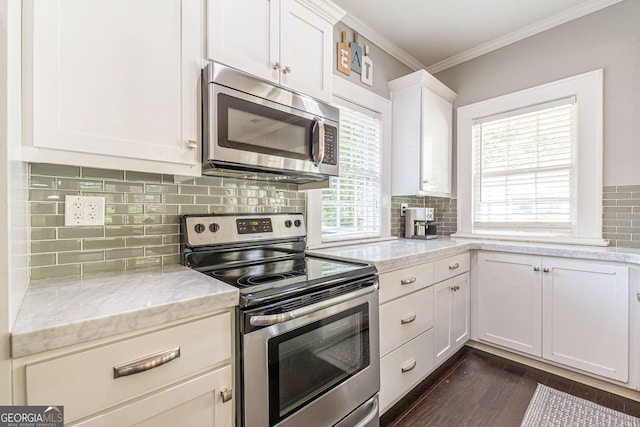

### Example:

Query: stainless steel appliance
xmin=404 ymin=207 xmax=440 ymax=239
xmin=201 ymin=62 xmax=340 ymax=185
xmin=181 ymin=213 xmax=380 ymax=427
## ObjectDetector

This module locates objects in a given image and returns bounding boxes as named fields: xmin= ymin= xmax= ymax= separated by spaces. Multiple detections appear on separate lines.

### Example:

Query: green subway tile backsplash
xmin=29 ymin=163 xmax=306 ymax=280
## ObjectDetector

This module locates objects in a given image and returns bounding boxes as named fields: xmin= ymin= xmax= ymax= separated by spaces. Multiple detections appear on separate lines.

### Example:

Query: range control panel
xmin=184 ymin=213 xmax=306 ymax=247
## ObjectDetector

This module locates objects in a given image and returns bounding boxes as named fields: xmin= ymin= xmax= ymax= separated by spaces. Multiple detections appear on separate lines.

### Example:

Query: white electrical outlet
xmin=65 ymin=196 xmax=105 ymax=226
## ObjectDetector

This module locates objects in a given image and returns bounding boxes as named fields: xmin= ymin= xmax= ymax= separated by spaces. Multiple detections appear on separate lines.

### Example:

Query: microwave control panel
xmin=322 ymin=125 xmax=338 ymax=165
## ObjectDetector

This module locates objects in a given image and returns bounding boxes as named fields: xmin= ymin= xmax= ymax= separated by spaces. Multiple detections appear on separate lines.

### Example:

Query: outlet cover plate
xmin=64 ymin=195 xmax=105 ymax=226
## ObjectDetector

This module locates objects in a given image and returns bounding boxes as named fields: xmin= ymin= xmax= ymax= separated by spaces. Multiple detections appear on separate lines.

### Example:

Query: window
xmin=456 ymin=70 xmax=605 ymax=245
xmin=321 ymin=104 xmax=382 ymax=242
xmin=472 ymin=98 xmax=576 ymax=236
xmin=306 ymin=78 xmax=391 ymax=248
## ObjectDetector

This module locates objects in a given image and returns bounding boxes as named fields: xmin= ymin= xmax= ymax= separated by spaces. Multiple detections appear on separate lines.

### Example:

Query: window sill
xmin=307 ymin=236 xmax=398 ymax=251
xmin=451 ymin=232 xmax=609 ymax=247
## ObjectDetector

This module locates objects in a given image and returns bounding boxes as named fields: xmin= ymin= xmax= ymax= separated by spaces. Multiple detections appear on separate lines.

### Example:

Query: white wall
xmin=434 ymin=0 xmax=640 ymax=186
xmin=0 ymin=0 xmax=29 ymax=404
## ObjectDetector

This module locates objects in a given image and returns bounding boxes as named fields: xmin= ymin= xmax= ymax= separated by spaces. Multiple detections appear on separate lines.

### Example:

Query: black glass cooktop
xmin=203 ymin=255 xmax=376 ymax=306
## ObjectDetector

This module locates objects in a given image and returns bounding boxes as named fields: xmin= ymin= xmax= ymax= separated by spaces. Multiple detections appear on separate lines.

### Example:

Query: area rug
xmin=520 ymin=383 xmax=640 ymax=427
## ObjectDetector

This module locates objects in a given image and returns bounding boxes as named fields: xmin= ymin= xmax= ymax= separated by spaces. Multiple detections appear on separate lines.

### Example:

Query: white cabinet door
xmin=452 ymin=272 xmax=470 ymax=349
xmin=279 ymin=0 xmax=332 ymax=102
xmin=477 ymin=252 xmax=542 ymax=357
xmin=72 ymin=365 xmax=233 ymax=427
xmin=542 ymin=258 xmax=629 ymax=382
xmin=24 ymin=0 xmax=201 ymax=175
xmin=388 ymin=71 xmax=456 ymax=197
xmin=420 ymin=87 xmax=452 ymax=196
xmin=207 ymin=0 xmax=279 ymax=84
xmin=433 ymin=272 xmax=469 ymax=365
xmin=207 ymin=0 xmax=333 ymax=102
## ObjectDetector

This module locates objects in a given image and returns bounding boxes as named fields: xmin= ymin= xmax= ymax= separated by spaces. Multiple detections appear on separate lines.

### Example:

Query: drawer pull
xmin=221 ymin=388 xmax=233 ymax=403
xmin=449 ymin=262 xmax=460 ymax=270
xmin=400 ymin=277 xmax=417 ymax=285
xmin=113 ymin=347 xmax=180 ymax=379
xmin=401 ymin=313 xmax=417 ymax=324
xmin=401 ymin=359 xmax=417 ymax=373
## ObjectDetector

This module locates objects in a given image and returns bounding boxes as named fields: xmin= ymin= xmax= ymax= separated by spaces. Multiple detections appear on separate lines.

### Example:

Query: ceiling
xmin=331 ymin=0 xmax=624 ymax=73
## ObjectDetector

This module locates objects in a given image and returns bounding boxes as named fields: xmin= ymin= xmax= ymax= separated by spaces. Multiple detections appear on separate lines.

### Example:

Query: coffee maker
xmin=404 ymin=207 xmax=440 ymax=239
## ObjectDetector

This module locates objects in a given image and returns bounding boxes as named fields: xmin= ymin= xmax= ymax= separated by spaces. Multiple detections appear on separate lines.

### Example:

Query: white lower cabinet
xmin=13 ymin=312 xmax=234 ymax=426
xmin=476 ymin=251 xmax=629 ymax=382
xmin=477 ymin=252 xmax=542 ymax=357
xmin=378 ymin=253 xmax=470 ymax=413
xmin=433 ymin=272 xmax=470 ymax=365
xmin=542 ymin=257 xmax=629 ymax=382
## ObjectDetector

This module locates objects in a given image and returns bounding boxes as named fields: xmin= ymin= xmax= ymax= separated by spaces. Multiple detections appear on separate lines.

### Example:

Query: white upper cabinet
xmin=22 ymin=0 xmax=202 ymax=176
xmin=207 ymin=0 xmax=343 ymax=102
xmin=388 ymin=70 xmax=456 ymax=197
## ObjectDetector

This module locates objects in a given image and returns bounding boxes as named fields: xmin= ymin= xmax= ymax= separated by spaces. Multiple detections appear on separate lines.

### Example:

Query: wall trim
xmin=341 ymin=0 xmax=623 ymax=75
xmin=340 ymin=13 xmax=426 ymax=72
xmin=427 ymin=0 xmax=624 ymax=74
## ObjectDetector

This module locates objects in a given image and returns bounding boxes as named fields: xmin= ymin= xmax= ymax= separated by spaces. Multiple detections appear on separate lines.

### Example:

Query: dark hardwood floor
xmin=381 ymin=347 xmax=640 ymax=427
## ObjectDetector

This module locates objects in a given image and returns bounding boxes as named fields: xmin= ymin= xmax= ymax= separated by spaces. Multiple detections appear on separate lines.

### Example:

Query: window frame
xmin=306 ymin=77 xmax=392 ymax=249
xmin=455 ymin=69 xmax=606 ymax=245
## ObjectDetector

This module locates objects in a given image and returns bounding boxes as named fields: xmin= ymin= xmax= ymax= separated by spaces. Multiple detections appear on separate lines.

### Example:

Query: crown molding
xmin=387 ymin=70 xmax=457 ymax=101
xmin=426 ymin=0 xmax=624 ymax=74
xmin=340 ymin=12 xmax=428 ymax=72
xmin=297 ymin=0 xmax=346 ymax=25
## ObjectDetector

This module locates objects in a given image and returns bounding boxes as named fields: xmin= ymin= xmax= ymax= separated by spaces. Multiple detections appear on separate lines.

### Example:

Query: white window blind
xmin=472 ymin=97 xmax=576 ymax=236
xmin=321 ymin=103 xmax=382 ymax=242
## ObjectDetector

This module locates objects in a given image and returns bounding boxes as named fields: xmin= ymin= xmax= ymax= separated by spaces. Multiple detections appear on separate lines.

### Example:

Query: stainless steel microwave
xmin=201 ymin=62 xmax=339 ymax=184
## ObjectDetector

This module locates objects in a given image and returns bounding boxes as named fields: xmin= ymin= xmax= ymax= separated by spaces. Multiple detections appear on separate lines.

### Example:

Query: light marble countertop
xmin=11 ymin=264 xmax=238 ymax=358
xmin=309 ymin=237 xmax=640 ymax=273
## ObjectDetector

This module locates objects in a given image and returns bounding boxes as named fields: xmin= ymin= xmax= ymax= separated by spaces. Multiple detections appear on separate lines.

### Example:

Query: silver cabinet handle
xmin=636 ymin=292 xmax=640 ymax=302
xmin=250 ymin=284 xmax=377 ymax=326
xmin=533 ymin=266 xmax=540 ymax=271
xmin=543 ymin=267 xmax=550 ymax=273
xmin=449 ymin=262 xmax=460 ymax=270
xmin=400 ymin=277 xmax=416 ymax=285
xmin=283 ymin=66 xmax=292 ymax=74
xmin=187 ymin=140 xmax=197 ymax=149
xmin=401 ymin=313 xmax=417 ymax=324
xmin=113 ymin=347 xmax=180 ymax=379
xmin=273 ymin=62 xmax=281 ymax=70
xmin=220 ymin=388 xmax=232 ymax=403
xmin=401 ymin=359 xmax=417 ymax=373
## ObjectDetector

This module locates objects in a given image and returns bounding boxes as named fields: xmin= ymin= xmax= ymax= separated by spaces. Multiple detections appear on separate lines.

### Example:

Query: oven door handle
xmin=249 ymin=284 xmax=377 ymax=327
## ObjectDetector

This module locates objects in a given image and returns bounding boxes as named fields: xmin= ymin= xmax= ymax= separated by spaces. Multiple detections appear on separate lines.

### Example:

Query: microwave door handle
xmin=311 ymin=118 xmax=325 ymax=166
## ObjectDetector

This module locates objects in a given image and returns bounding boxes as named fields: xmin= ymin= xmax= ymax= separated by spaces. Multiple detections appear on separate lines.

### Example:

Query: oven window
xmin=267 ymin=304 xmax=370 ymax=425
xmin=218 ymin=93 xmax=311 ymax=160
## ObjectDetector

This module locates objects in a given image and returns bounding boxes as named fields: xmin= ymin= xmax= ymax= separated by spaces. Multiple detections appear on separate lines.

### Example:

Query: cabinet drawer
xmin=378 ymin=262 xmax=433 ymax=304
xmin=380 ymin=287 xmax=434 ymax=357
xmin=25 ymin=313 xmax=231 ymax=422
xmin=380 ymin=329 xmax=434 ymax=414
xmin=434 ymin=253 xmax=469 ymax=283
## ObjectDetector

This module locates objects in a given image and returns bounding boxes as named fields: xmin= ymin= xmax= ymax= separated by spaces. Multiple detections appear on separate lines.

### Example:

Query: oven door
xmin=207 ymin=83 xmax=339 ymax=177
xmin=241 ymin=282 xmax=380 ymax=427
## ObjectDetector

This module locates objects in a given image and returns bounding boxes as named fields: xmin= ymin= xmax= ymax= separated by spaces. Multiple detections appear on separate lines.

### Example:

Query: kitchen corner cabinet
xmin=377 ymin=252 xmax=469 ymax=414
xmin=477 ymin=251 xmax=629 ymax=383
xmin=22 ymin=0 xmax=202 ymax=176
xmin=388 ymin=70 xmax=457 ymax=197
xmin=207 ymin=0 xmax=343 ymax=103
xmin=12 ymin=312 xmax=234 ymax=426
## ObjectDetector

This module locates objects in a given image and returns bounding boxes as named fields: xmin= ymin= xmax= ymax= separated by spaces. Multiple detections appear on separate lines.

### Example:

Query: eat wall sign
xmin=337 ymin=31 xmax=373 ymax=86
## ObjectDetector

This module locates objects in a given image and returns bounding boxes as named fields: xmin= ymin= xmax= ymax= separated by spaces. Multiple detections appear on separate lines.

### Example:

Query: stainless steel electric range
xmin=181 ymin=213 xmax=380 ymax=427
